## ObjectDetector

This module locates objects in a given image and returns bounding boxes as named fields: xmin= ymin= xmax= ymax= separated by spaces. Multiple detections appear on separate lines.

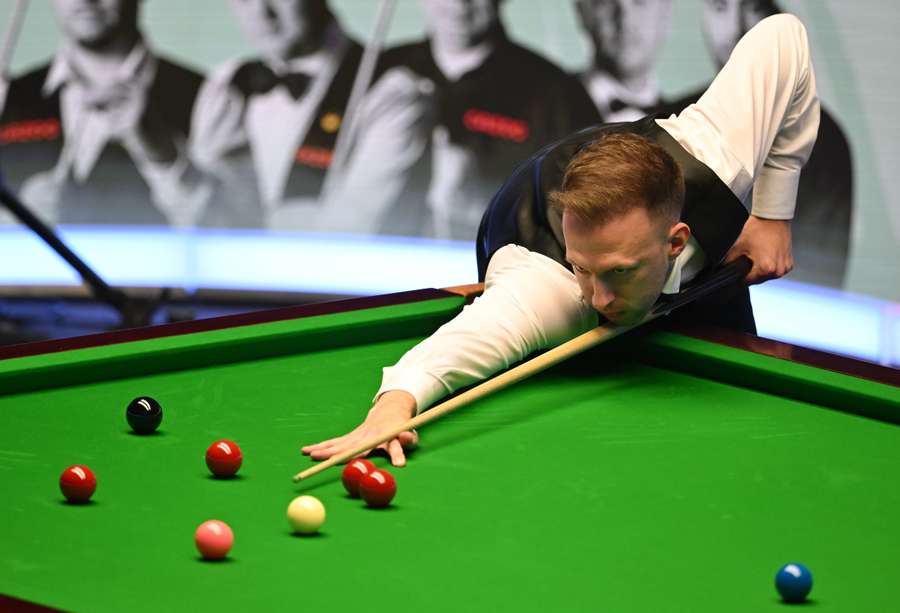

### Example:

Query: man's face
xmin=702 ymin=0 xmax=770 ymax=69
xmin=420 ymin=0 xmax=500 ymax=51
xmin=230 ymin=0 xmax=329 ymax=61
xmin=53 ymin=0 xmax=139 ymax=48
xmin=577 ymin=0 xmax=672 ymax=79
xmin=563 ymin=207 xmax=687 ymax=326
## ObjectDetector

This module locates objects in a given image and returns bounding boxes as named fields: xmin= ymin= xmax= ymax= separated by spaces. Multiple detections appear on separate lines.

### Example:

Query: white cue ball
xmin=287 ymin=495 xmax=326 ymax=534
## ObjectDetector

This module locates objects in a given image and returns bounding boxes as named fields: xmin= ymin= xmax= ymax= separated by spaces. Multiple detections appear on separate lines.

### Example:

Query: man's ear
xmin=667 ymin=221 xmax=691 ymax=258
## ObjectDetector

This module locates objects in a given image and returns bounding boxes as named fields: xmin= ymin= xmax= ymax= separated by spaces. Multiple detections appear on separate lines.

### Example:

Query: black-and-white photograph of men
xmin=673 ymin=0 xmax=854 ymax=287
xmin=369 ymin=0 xmax=601 ymax=240
xmin=575 ymin=0 xmax=672 ymax=122
xmin=0 ymin=0 xmax=206 ymax=226
xmin=189 ymin=0 xmax=363 ymax=228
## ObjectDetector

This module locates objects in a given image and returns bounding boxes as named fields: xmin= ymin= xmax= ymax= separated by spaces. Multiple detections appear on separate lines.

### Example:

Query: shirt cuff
xmin=374 ymin=367 xmax=448 ymax=415
xmin=750 ymin=165 xmax=800 ymax=220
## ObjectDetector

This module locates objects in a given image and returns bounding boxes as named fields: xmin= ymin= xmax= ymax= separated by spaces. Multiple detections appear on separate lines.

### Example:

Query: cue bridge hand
xmin=301 ymin=390 xmax=419 ymax=467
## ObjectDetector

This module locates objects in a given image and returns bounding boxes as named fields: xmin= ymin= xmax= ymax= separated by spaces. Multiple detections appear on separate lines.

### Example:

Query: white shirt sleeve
xmin=188 ymin=60 xmax=251 ymax=171
xmin=314 ymin=67 xmax=435 ymax=234
xmin=656 ymin=14 xmax=820 ymax=220
xmin=377 ymin=244 xmax=598 ymax=413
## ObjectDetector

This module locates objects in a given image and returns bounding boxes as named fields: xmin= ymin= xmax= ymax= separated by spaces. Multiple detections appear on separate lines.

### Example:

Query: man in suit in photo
xmin=0 ymin=0 xmax=206 ymax=226
xmin=575 ymin=0 xmax=673 ymax=122
xmin=362 ymin=0 xmax=601 ymax=240
xmin=189 ymin=0 xmax=365 ymax=229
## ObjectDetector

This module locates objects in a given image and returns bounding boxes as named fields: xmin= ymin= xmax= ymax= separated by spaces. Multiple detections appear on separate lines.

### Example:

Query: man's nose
xmin=590 ymin=279 xmax=616 ymax=311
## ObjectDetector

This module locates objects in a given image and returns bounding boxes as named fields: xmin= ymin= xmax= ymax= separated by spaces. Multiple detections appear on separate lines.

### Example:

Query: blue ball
xmin=775 ymin=562 xmax=813 ymax=603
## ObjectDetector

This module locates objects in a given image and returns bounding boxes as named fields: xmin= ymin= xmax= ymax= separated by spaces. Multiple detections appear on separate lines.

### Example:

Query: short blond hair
xmin=548 ymin=133 xmax=685 ymax=225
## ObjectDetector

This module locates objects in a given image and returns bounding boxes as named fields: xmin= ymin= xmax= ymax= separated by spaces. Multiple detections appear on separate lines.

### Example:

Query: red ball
xmin=59 ymin=465 xmax=96 ymax=503
xmin=359 ymin=469 xmax=396 ymax=508
xmin=195 ymin=519 xmax=234 ymax=560
xmin=205 ymin=440 xmax=243 ymax=478
xmin=342 ymin=458 xmax=376 ymax=498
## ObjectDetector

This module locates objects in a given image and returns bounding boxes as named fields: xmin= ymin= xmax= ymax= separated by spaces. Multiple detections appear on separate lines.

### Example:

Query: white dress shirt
xmin=247 ymin=26 xmax=349 ymax=209
xmin=375 ymin=15 xmax=820 ymax=414
xmin=313 ymin=67 xmax=435 ymax=234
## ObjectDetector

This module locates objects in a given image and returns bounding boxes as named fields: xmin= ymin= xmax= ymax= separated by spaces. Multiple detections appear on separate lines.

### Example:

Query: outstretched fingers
xmin=301 ymin=434 xmax=347 ymax=456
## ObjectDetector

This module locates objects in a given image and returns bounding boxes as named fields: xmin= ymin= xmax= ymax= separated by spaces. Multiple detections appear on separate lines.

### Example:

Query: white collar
xmin=430 ymin=39 xmax=494 ymax=82
xmin=660 ymin=236 xmax=705 ymax=294
xmin=43 ymin=39 xmax=154 ymax=96
xmin=582 ymin=69 xmax=659 ymax=113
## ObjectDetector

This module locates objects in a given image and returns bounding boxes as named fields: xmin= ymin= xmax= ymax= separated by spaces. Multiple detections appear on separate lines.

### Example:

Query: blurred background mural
xmin=0 ymin=1 xmax=898 ymax=363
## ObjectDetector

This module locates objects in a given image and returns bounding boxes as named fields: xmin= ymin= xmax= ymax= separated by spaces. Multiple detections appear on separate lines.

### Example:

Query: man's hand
xmin=84 ymin=81 xmax=179 ymax=166
xmin=725 ymin=215 xmax=794 ymax=284
xmin=301 ymin=391 xmax=420 ymax=467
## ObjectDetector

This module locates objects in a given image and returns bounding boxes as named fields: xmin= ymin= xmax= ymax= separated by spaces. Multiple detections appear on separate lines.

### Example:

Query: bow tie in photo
xmin=232 ymin=61 xmax=311 ymax=100
xmin=607 ymin=97 xmax=660 ymax=115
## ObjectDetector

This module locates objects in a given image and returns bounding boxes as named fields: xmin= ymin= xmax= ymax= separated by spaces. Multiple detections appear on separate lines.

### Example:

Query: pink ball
xmin=194 ymin=520 xmax=234 ymax=560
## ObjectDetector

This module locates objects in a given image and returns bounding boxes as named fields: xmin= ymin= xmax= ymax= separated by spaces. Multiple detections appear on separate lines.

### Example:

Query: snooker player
xmin=302 ymin=14 xmax=819 ymax=467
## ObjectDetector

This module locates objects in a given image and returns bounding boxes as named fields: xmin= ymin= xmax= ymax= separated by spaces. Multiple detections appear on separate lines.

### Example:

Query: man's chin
xmin=74 ymin=29 xmax=117 ymax=50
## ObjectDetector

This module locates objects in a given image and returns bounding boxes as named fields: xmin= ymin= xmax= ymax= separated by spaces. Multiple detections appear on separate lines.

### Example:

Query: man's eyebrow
xmin=570 ymin=257 xmax=642 ymax=271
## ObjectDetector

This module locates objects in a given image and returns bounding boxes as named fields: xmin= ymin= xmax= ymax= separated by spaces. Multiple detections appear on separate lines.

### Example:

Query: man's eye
xmin=573 ymin=264 xmax=587 ymax=274
xmin=613 ymin=267 xmax=630 ymax=275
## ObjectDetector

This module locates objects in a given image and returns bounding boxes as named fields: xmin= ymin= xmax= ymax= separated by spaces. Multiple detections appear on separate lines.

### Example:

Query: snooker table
xmin=1 ymin=287 xmax=898 ymax=613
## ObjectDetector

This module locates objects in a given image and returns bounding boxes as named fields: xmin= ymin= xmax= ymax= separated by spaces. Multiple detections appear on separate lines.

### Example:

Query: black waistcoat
xmin=475 ymin=116 xmax=749 ymax=281
xmin=271 ymin=40 xmax=364 ymax=203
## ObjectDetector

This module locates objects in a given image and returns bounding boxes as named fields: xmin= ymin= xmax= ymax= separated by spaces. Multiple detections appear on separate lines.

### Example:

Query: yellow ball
xmin=287 ymin=495 xmax=326 ymax=534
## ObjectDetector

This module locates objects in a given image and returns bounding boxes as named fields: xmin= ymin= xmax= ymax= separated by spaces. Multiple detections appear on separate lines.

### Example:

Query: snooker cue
xmin=293 ymin=255 xmax=752 ymax=482
xmin=0 ymin=0 xmax=27 ymax=78
xmin=0 ymin=0 xmax=27 ymax=108
xmin=320 ymin=0 xmax=396 ymax=197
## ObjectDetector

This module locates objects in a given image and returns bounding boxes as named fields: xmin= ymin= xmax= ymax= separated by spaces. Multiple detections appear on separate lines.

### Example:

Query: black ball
xmin=126 ymin=397 xmax=163 ymax=434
